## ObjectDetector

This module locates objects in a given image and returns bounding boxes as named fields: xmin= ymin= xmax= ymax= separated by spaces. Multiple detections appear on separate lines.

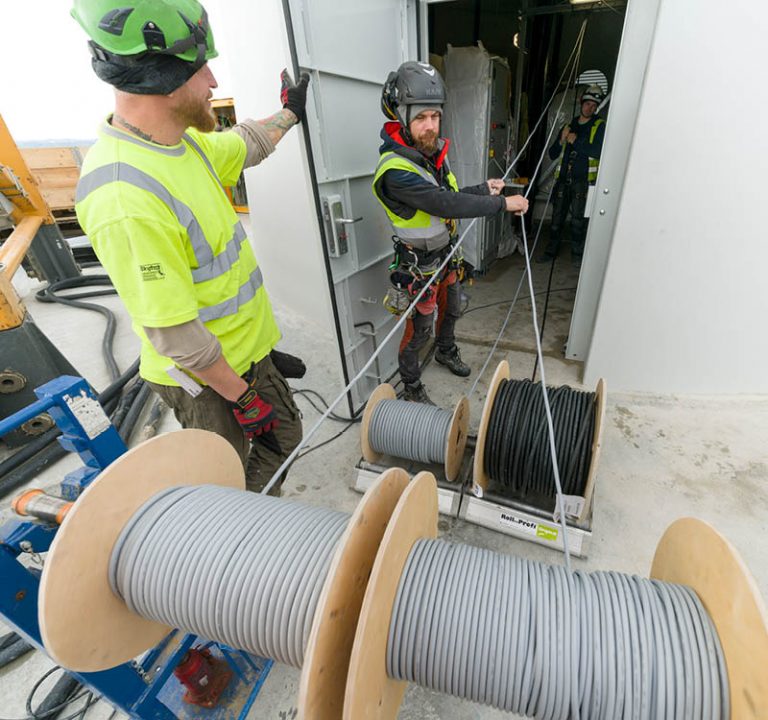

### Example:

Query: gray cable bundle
xmin=109 ymin=484 xmax=348 ymax=668
xmin=369 ymin=399 xmax=453 ymax=465
xmin=387 ymin=539 xmax=729 ymax=719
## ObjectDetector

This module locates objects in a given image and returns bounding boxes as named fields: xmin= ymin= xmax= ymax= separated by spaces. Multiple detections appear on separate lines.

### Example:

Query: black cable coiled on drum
xmin=485 ymin=379 xmax=595 ymax=501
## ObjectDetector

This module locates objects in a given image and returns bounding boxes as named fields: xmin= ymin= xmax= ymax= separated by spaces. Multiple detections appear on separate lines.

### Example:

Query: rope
xmin=108 ymin=485 xmax=348 ymax=668
xmin=369 ymin=400 xmax=453 ymax=465
xmin=387 ymin=538 xmax=730 ymax=719
xmin=485 ymin=379 xmax=595 ymax=502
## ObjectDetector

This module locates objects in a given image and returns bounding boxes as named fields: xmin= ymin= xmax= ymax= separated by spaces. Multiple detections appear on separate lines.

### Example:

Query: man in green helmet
xmin=71 ymin=0 xmax=310 ymax=496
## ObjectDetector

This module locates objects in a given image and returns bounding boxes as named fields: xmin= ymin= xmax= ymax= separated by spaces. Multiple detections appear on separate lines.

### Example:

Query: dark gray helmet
xmin=381 ymin=61 xmax=446 ymax=127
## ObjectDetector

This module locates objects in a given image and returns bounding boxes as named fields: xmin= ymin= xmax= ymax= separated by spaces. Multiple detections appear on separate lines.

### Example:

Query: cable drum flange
xmin=361 ymin=383 xmax=469 ymax=481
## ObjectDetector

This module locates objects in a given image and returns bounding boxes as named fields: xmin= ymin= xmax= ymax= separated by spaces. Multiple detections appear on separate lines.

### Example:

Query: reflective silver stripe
xmin=198 ymin=266 xmax=264 ymax=322
xmin=101 ymin=123 xmax=187 ymax=157
xmin=182 ymin=132 xmax=224 ymax=190
xmin=192 ymin=221 xmax=247 ymax=283
xmin=396 ymin=225 xmax=448 ymax=239
xmin=76 ymin=162 xmax=213 ymax=269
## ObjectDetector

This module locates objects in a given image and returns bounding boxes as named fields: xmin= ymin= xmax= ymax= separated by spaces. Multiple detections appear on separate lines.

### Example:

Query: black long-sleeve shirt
xmin=549 ymin=115 xmax=605 ymax=182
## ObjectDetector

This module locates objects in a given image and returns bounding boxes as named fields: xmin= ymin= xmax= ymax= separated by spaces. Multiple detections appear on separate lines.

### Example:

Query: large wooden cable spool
xmin=38 ymin=429 xmax=411 ymax=720
xmin=345 ymin=473 xmax=768 ymax=719
xmin=472 ymin=360 xmax=606 ymax=525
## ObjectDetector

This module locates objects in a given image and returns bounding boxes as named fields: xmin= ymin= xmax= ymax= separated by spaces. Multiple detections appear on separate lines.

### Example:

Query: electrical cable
xmin=485 ymin=379 xmax=594 ymax=503
xmin=461 ymin=287 xmax=577 ymax=316
xmin=0 ymin=666 xmax=99 ymax=720
xmin=109 ymin=484 xmax=349 ymax=668
xmin=30 ymin=674 xmax=82 ymax=720
xmin=368 ymin=400 xmax=453 ymax=466
xmin=292 ymin=388 xmax=362 ymax=423
xmin=386 ymin=538 xmax=729 ymax=719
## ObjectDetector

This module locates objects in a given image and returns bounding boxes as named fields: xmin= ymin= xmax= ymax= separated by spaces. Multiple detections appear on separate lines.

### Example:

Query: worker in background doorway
xmin=374 ymin=61 xmax=528 ymax=405
xmin=538 ymin=85 xmax=606 ymax=265
xmin=71 ymin=0 xmax=308 ymax=495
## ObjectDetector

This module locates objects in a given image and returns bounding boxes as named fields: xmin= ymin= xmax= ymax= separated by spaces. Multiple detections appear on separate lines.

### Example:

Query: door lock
xmin=321 ymin=195 xmax=362 ymax=258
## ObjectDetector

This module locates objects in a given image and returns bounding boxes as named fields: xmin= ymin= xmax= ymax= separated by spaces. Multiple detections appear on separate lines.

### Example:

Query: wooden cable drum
xmin=361 ymin=383 xmax=469 ymax=482
xmin=472 ymin=360 xmax=606 ymax=524
xmin=38 ymin=429 xmax=412 ymax=720
xmin=344 ymin=473 xmax=768 ymax=720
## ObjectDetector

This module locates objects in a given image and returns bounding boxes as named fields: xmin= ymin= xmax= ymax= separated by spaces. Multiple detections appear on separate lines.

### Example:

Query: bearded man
xmin=72 ymin=0 xmax=308 ymax=495
xmin=373 ymin=61 xmax=528 ymax=403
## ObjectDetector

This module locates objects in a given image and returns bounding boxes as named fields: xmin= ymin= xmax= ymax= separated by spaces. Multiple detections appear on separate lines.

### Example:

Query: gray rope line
xmin=387 ymin=539 xmax=730 ymax=719
xmin=109 ymin=485 xmax=348 ymax=668
xmin=369 ymin=399 xmax=453 ymax=465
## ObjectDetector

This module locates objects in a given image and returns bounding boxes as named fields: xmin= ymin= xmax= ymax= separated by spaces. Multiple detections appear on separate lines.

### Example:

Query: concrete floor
xmin=1 ymin=236 xmax=766 ymax=719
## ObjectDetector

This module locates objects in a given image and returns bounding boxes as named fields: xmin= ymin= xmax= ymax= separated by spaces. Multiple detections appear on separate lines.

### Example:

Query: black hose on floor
xmin=0 ymin=636 xmax=34 ymax=669
xmin=35 ymin=275 xmax=120 ymax=382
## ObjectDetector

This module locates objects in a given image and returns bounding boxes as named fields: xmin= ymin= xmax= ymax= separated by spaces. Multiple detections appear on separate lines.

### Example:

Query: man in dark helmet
xmin=71 ymin=0 xmax=310 ymax=495
xmin=374 ymin=61 xmax=528 ymax=404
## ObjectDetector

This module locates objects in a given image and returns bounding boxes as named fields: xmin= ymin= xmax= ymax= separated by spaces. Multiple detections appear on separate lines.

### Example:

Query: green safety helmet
xmin=71 ymin=0 xmax=217 ymax=69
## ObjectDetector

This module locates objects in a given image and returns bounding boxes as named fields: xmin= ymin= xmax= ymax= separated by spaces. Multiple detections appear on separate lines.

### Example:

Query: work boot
xmin=434 ymin=346 xmax=471 ymax=377
xmin=402 ymin=382 xmax=435 ymax=405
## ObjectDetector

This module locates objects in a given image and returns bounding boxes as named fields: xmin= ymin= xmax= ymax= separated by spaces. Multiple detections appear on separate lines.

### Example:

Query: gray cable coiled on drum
xmin=387 ymin=539 xmax=729 ymax=719
xmin=369 ymin=400 xmax=453 ymax=465
xmin=109 ymin=484 xmax=348 ymax=668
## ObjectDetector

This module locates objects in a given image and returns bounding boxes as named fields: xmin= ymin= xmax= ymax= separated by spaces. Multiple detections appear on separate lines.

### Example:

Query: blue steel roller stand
xmin=0 ymin=376 xmax=272 ymax=719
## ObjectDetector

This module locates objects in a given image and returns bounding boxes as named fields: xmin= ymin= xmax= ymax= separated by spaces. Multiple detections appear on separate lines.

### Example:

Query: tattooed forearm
xmin=256 ymin=109 xmax=299 ymax=145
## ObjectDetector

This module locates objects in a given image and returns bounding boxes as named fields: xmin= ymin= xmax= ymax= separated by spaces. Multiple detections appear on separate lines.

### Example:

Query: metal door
xmin=283 ymin=0 xmax=417 ymax=412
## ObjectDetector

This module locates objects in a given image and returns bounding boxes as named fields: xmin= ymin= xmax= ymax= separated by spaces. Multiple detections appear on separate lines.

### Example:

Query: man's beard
xmin=413 ymin=133 xmax=438 ymax=156
xmin=173 ymin=97 xmax=216 ymax=132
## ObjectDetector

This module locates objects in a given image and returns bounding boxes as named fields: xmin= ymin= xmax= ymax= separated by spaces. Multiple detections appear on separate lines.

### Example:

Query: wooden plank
xmin=31 ymin=167 xmax=81 ymax=188
xmin=21 ymin=148 xmax=79 ymax=170
xmin=39 ymin=187 xmax=77 ymax=211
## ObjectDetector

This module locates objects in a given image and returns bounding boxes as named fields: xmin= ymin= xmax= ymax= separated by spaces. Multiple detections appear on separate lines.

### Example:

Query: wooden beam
xmin=0 ymin=215 xmax=44 ymax=276
xmin=0 ymin=264 xmax=25 ymax=330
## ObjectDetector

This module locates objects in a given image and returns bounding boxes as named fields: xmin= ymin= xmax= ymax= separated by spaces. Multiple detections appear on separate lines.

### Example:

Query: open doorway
xmin=425 ymin=0 xmax=627 ymax=370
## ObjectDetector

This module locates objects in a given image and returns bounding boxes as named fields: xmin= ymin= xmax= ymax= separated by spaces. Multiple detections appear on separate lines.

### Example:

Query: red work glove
xmin=231 ymin=382 xmax=279 ymax=438
xmin=280 ymin=68 xmax=310 ymax=121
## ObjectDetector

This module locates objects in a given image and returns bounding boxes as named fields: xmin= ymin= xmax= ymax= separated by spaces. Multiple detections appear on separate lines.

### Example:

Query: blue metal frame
xmin=0 ymin=376 xmax=272 ymax=719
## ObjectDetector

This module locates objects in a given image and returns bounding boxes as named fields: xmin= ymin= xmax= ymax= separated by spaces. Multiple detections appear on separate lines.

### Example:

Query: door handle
xmin=336 ymin=216 xmax=363 ymax=224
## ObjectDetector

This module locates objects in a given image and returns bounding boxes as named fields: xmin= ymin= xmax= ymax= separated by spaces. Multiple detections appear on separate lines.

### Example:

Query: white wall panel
xmin=583 ymin=0 xmax=768 ymax=393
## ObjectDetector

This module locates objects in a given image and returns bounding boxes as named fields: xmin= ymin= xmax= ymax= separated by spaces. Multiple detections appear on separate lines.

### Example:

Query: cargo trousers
xmin=148 ymin=354 xmax=303 ymax=495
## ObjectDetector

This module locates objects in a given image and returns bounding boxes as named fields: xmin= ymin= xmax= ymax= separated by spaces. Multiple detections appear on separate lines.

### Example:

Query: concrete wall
xmin=583 ymin=0 xmax=768 ymax=394
xmin=213 ymin=0 xmax=337 ymax=338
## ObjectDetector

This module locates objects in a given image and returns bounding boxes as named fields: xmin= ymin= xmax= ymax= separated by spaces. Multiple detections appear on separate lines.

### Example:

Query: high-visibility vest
xmin=75 ymin=121 xmax=279 ymax=385
xmin=372 ymin=151 xmax=460 ymax=251
xmin=554 ymin=117 xmax=605 ymax=184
